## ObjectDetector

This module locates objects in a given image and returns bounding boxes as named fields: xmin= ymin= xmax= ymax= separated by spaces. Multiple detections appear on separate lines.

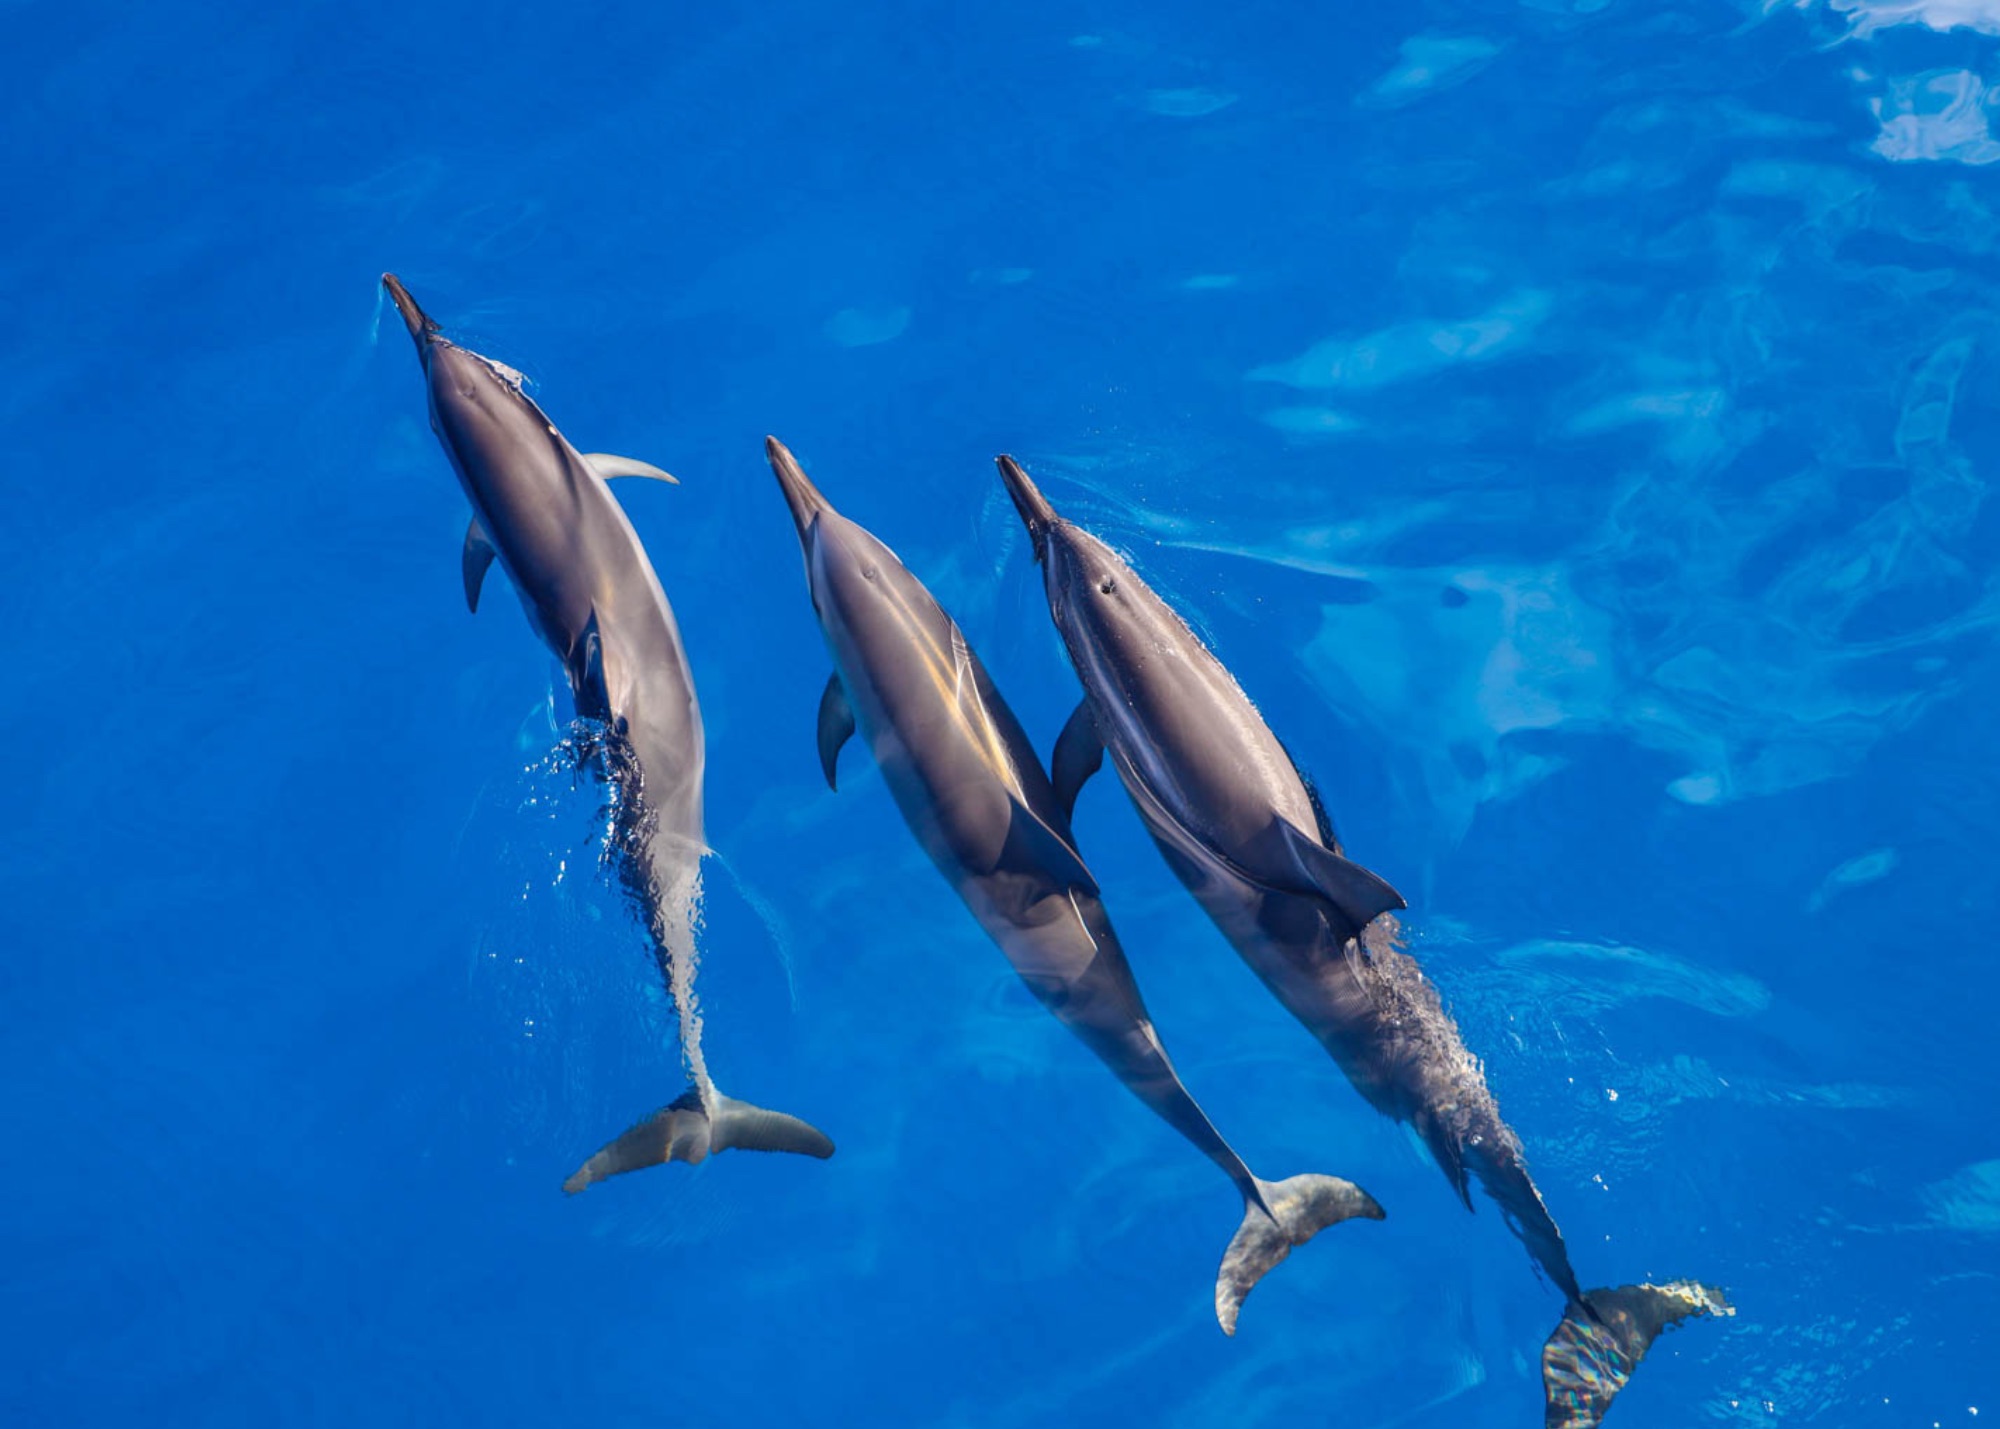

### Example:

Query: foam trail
xmin=565 ymin=810 xmax=834 ymax=1191
xmin=562 ymin=721 xmax=715 ymax=1101
xmin=652 ymin=860 xmax=712 ymax=1111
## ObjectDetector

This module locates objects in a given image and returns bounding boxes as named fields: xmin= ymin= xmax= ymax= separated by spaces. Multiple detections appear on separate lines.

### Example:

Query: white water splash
xmin=554 ymin=724 xmax=716 ymax=1110
xmin=476 ymin=353 xmax=531 ymax=390
xmin=651 ymin=857 xmax=714 ymax=1110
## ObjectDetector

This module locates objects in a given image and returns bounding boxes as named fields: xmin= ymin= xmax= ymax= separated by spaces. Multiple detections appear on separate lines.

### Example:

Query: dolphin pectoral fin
xmin=1050 ymin=701 xmax=1105 ymax=821
xmin=582 ymin=452 xmax=679 ymax=485
xmin=1269 ymin=821 xmax=1407 ymax=928
xmin=1170 ymin=802 xmax=1406 ymax=927
xmin=567 ymin=609 xmax=612 ymax=720
xmin=817 ymin=674 xmax=855 ymax=791
xmin=461 ymin=520 xmax=497 ymax=613
xmin=562 ymin=1088 xmax=835 ymax=1193
xmin=1000 ymin=799 xmax=1100 ymax=897
xmin=1216 ymin=1173 xmax=1384 ymax=1335
xmin=1542 ymin=1282 xmax=1732 ymax=1428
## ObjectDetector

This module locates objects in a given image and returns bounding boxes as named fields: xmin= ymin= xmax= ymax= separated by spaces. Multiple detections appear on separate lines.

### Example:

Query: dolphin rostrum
xmin=997 ymin=454 xmax=1729 ymax=1424
xmin=766 ymin=436 xmax=1380 ymax=1330
xmin=382 ymin=275 xmax=832 ymax=1186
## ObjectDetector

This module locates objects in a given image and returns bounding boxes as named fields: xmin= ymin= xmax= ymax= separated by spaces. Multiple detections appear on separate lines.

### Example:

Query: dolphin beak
xmin=381 ymin=273 xmax=440 ymax=353
xmin=996 ymin=455 xmax=1058 ymax=563
xmin=766 ymin=436 xmax=834 ymax=544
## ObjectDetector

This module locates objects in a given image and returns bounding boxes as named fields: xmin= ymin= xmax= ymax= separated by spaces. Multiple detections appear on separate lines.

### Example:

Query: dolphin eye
xmin=1098 ymin=577 xmax=1116 ymax=595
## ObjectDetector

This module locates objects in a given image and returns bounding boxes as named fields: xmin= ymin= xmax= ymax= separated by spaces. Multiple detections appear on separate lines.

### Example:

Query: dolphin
xmin=765 ymin=435 xmax=1380 ymax=1329
xmin=382 ymin=275 xmax=832 ymax=1186
xmin=997 ymin=454 xmax=1730 ymax=1424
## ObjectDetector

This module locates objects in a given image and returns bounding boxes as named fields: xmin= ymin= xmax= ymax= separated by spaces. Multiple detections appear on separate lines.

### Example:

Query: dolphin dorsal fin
xmin=462 ymin=519 xmax=497 ymax=613
xmin=582 ymin=452 xmax=679 ymax=485
xmin=1050 ymin=700 xmax=1105 ymax=822
xmin=1108 ymin=740 xmax=1405 ymax=928
xmin=817 ymin=674 xmax=855 ymax=791
xmin=1269 ymin=821 xmax=1407 ymax=928
xmin=999 ymin=798 xmax=1101 ymax=898
xmin=568 ymin=609 xmax=612 ymax=721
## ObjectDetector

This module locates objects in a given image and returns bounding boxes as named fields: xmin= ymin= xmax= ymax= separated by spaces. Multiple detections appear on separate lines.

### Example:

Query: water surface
xmin=4 ymin=1 xmax=1997 ymax=1424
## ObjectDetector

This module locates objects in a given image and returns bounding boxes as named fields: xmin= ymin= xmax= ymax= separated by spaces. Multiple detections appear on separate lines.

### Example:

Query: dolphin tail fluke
xmin=1215 ymin=1173 xmax=1384 ymax=1335
xmin=1541 ymin=1281 xmax=1732 ymax=1428
xmin=707 ymin=1093 xmax=837 ymax=1159
xmin=562 ymin=1087 xmax=834 ymax=1193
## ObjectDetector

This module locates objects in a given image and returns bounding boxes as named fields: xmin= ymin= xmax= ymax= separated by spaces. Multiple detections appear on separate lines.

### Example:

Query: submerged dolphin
xmin=382 ymin=275 xmax=831 ymax=1185
xmin=765 ymin=436 xmax=1379 ymax=1329
xmin=997 ymin=454 xmax=1729 ymax=1423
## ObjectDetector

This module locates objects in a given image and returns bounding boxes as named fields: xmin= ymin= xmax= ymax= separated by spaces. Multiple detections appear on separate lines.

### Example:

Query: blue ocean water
xmin=6 ymin=0 xmax=1999 ymax=1423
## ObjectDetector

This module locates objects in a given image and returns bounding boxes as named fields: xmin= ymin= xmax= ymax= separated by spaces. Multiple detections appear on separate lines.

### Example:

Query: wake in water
xmin=568 ymin=724 xmax=714 ymax=1107
xmin=554 ymin=722 xmax=833 ymax=1190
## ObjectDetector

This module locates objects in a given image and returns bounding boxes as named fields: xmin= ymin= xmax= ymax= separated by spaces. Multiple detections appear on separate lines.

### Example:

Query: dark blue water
xmin=6 ymin=1 xmax=1997 ymax=1423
